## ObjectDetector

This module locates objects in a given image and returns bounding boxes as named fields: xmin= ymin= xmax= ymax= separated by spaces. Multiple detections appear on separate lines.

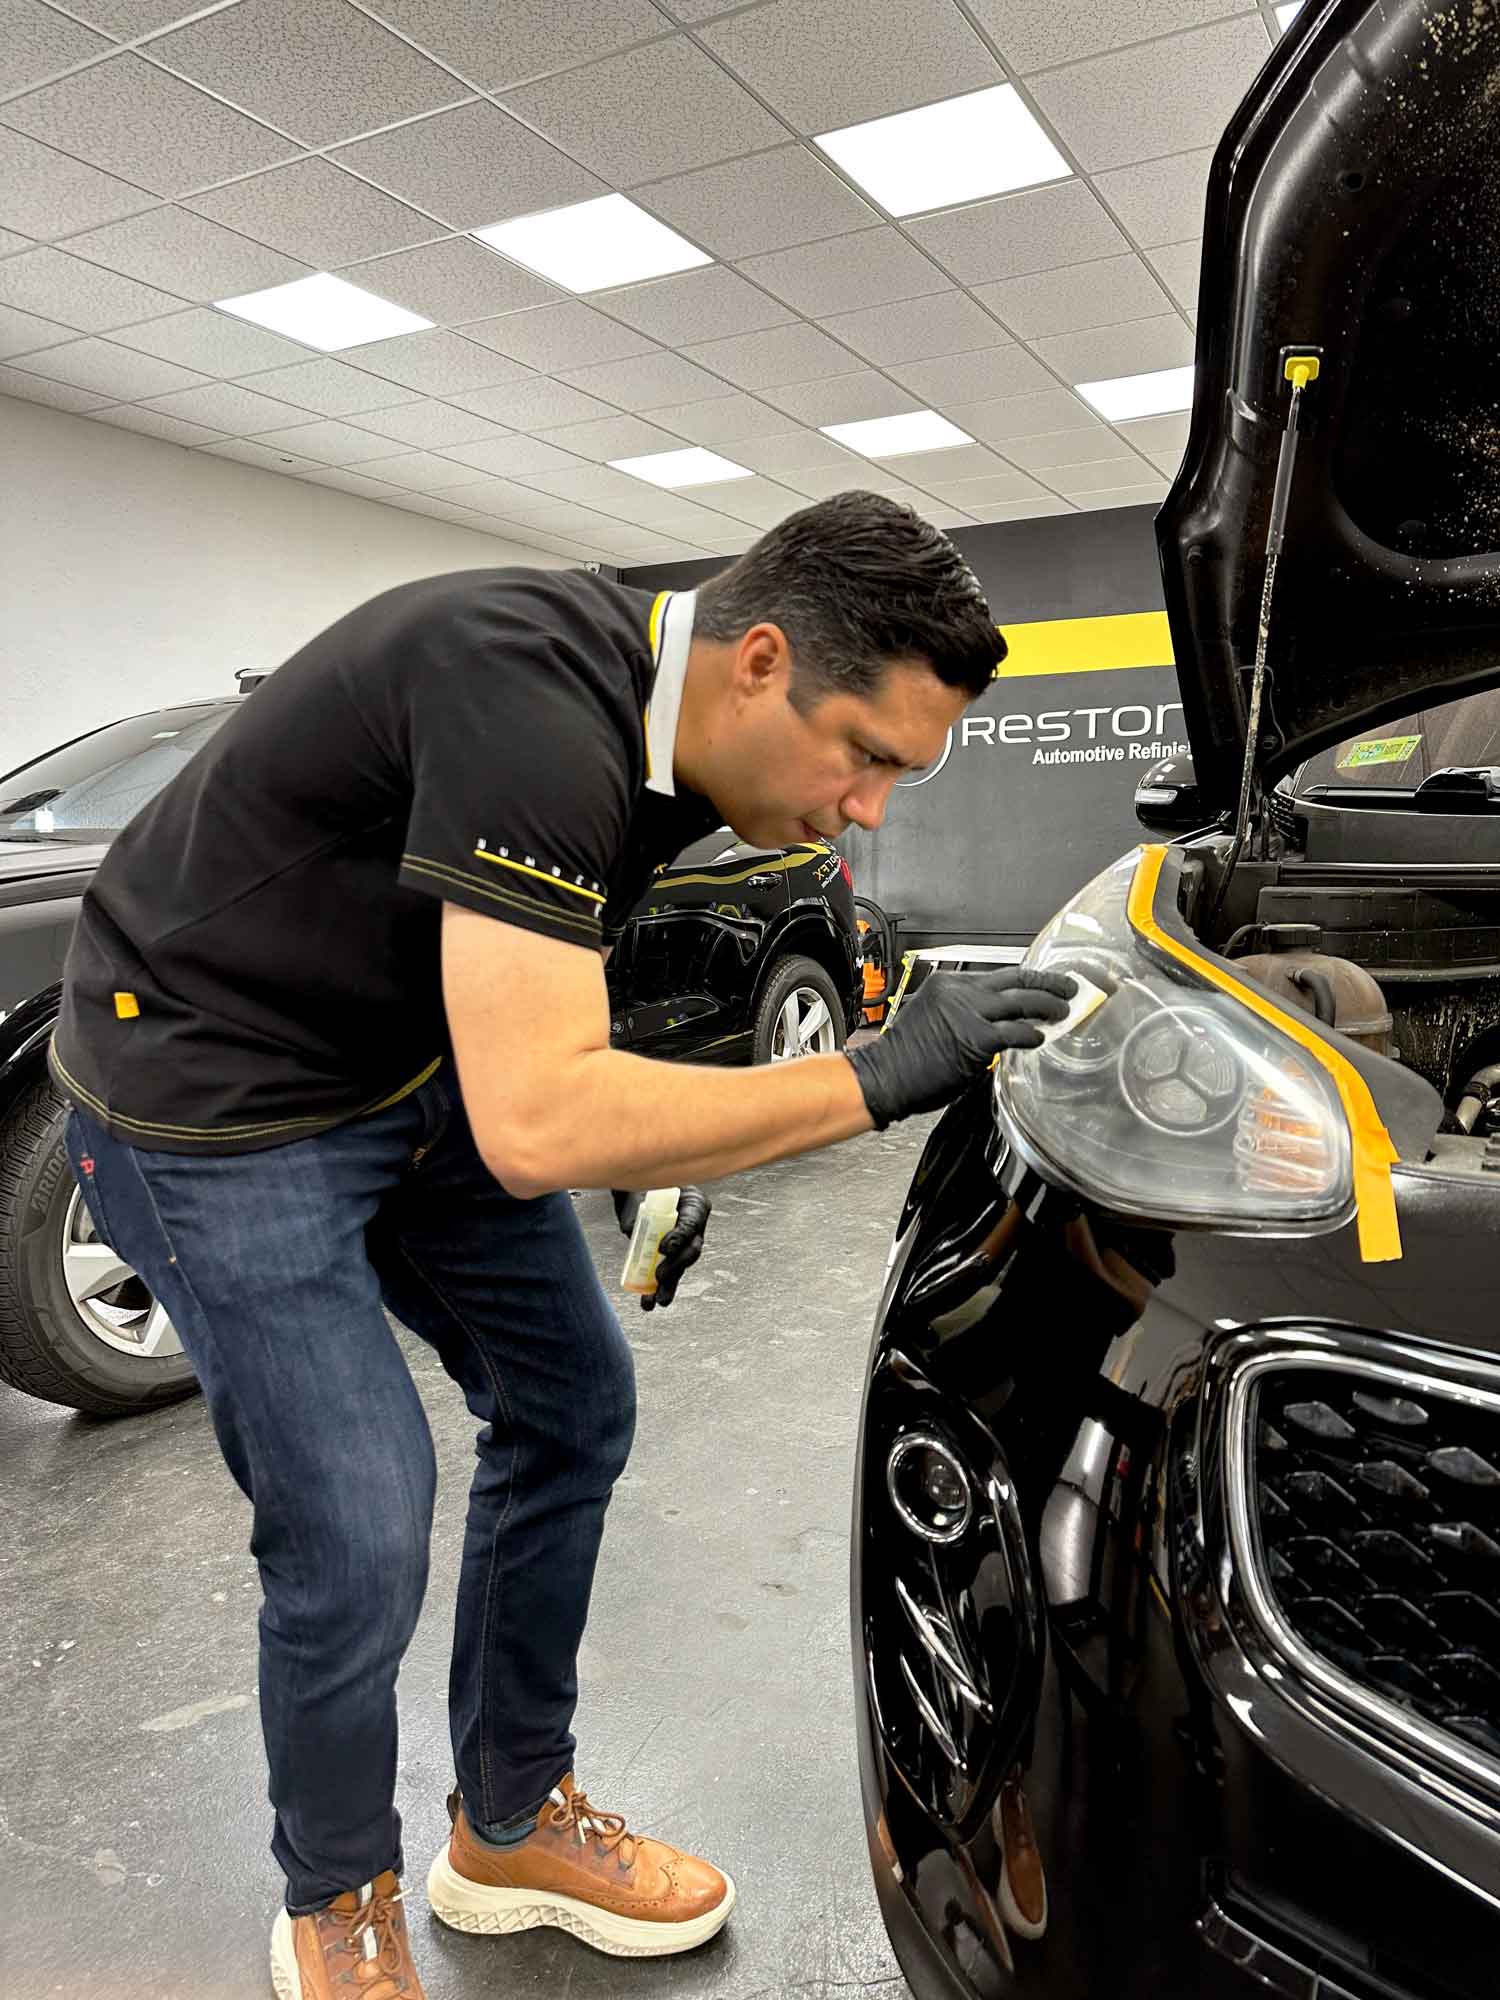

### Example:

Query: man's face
xmin=714 ymin=637 xmax=971 ymax=849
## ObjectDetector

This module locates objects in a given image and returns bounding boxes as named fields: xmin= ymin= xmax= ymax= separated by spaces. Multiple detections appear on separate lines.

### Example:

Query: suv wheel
xmin=0 ymin=1080 xmax=196 ymax=1415
xmin=752 ymin=955 xmax=846 ymax=1065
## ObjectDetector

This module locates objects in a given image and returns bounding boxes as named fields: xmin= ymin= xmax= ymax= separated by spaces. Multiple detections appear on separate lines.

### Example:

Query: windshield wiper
xmin=1412 ymin=766 xmax=1500 ymax=811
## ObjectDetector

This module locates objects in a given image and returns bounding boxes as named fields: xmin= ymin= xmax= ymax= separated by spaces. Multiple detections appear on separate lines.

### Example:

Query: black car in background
xmin=854 ymin=6 xmax=1500 ymax=1998
xmin=0 ymin=698 xmax=860 ymax=1416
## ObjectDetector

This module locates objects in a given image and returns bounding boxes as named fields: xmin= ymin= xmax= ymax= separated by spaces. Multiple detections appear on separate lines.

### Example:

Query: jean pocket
xmin=409 ymin=1071 xmax=453 ymax=1170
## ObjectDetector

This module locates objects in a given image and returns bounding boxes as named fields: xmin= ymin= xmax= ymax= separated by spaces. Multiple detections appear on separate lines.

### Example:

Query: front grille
xmin=1251 ymin=1364 xmax=1500 ymax=1767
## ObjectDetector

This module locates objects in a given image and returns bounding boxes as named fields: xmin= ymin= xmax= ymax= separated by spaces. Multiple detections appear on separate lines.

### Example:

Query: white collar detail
xmin=645 ymin=589 xmax=695 ymax=798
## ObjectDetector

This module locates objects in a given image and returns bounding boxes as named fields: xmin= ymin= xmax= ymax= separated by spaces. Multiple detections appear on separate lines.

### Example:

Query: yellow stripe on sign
xmin=472 ymin=849 xmax=606 ymax=904
xmin=994 ymin=610 xmax=1174 ymax=679
xmin=1127 ymin=845 xmax=1402 ymax=1264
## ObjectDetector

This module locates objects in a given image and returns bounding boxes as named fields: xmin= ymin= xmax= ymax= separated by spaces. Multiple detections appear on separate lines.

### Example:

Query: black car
xmin=854 ymin=7 xmax=1500 ymax=1997
xmin=0 ymin=697 xmax=860 ymax=1416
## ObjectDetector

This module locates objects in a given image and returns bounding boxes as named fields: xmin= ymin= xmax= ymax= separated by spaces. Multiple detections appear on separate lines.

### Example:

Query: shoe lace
xmin=340 ymin=1884 xmax=411 ymax=1997
xmin=547 ymin=1788 xmax=639 ymax=1867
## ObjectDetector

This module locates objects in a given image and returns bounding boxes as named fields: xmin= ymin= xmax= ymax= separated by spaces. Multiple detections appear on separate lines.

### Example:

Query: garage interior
xmin=0 ymin=3 xmax=1369 ymax=1998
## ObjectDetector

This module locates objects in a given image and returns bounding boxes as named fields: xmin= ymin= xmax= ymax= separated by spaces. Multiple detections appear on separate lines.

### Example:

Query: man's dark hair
xmin=694 ymin=491 xmax=1003 ymax=707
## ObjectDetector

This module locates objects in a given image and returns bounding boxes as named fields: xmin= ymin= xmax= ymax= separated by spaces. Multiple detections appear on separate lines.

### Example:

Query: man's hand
xmin=612 ymin=1186 xmax=713 ymax=1311
xmin=847 ymin=968 xmax=1075 ymax=1129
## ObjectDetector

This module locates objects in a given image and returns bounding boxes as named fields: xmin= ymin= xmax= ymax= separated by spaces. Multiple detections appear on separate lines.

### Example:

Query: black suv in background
xmin=0 ymin=698 xmax=860 ymax=1416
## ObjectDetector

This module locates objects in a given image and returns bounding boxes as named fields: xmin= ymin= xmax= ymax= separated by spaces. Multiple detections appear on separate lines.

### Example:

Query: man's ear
xmin=731 ymin=622 xmax=791 ymax=699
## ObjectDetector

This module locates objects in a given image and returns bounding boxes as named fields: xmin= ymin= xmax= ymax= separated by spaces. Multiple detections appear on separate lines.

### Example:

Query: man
xmin=52 ymin=492 xmax=1071 ymax=1999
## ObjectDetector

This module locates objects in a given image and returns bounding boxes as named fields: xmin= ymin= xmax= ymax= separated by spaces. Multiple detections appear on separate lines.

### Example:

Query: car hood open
xmin=1158 ymin=0 xmax=1500 ymax=813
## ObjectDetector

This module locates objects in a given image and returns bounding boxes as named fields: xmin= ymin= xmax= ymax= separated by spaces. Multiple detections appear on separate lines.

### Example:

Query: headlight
xmin=995 ymin=850 xmax=1355 ymax=1232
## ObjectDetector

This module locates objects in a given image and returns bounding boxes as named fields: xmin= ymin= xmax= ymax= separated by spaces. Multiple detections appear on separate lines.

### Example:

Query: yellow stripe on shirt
xmin=471 ymin=848 xmax=606 ymax=904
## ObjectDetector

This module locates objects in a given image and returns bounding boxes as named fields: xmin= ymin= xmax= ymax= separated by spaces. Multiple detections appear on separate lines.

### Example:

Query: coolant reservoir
xmin=1235 ymin=951 xmax=1395 ymax=1057
xmin=620 ymin=1187 xmax=681 ymax=1296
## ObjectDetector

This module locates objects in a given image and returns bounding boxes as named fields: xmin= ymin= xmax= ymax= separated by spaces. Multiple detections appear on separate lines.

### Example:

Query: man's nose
xmin=841 ymin=771 xmax=897 ymax=832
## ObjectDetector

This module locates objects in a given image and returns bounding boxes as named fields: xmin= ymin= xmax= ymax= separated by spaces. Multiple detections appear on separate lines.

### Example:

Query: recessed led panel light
xmin=472 ymin=194 xmax=711 ymax=294
xmin=816 ymin=84 xmax=1071 ymax=218
xmin=1075 ymin=365 xmax=1195 ymax=421
xmin=819 ymin=411 xmax=973 ymax=458
xmin=1275 ymin=1 xmax=1304 ymax=29
xmin=610 ymin=447 xmax=753 ymax=488
xmin=214 ymin=272 xmax=431 ymax=351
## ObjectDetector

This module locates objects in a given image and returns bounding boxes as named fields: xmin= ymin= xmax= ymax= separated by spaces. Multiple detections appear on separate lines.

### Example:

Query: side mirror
xmin=1135 ymin=755 xmax=1209 ymax=834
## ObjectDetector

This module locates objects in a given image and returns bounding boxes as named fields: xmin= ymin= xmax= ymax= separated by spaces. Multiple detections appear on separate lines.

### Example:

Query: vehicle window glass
xmin=1294 ymin=689 xmax=1500 ymax=793
xmin=0 ymin=705 xmax=234 ymax=840
xmin=669 ymin=828 xmax=743 ymax=869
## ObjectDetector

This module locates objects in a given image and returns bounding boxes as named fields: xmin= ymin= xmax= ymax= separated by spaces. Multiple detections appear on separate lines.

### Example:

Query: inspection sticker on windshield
xmin=1337 ymin=734 xmax=1422 ymax=769
xmin=1039 ymin=973 xmax=1109 ymax=1045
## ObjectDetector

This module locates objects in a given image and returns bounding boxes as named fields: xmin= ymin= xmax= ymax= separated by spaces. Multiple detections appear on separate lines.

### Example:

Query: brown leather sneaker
xmin=269 ymin=1870 xmax=425 ymax=1999
xmin=427 ymin=1774 xmax=735 ymax=1957
xmin=996 ymin=1774 xmax=1048 ymax=1940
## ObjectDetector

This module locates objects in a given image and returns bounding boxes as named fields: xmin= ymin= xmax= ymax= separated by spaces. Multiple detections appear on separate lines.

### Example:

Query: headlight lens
xmin=996 ymin=851 xmax=1354 ymax=1230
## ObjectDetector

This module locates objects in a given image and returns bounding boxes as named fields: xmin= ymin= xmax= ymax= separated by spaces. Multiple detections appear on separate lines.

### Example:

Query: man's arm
xmin=445 ymin=904 xmax=873 ymax=1198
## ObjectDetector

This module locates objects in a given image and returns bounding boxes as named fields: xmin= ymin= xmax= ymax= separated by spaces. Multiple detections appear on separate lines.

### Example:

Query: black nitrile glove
xmin=847 ymin=968 xmax=1076 ymax=1129
xmin=612 ymin=1186 xmax=712 ymax=1311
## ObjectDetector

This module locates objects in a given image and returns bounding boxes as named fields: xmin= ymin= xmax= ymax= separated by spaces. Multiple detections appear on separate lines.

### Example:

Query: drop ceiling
xmin=0 ymin=0 xmax=1285 ymax=567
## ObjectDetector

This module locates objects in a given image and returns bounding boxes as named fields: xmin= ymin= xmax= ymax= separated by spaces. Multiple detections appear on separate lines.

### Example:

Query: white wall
xmin=0 ymin=395 xmax=577 ymax=771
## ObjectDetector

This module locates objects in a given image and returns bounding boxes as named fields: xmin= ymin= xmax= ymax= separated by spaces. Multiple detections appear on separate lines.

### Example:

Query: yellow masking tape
xmin=995 ymin=610 xmax=1174 ymax=679
xmin=1127 ymin=845 xmax=1402 ymax=1263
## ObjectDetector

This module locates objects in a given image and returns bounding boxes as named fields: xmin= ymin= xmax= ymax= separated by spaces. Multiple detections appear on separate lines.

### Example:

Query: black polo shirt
xmin=51 ymin=567 xmax=719 ymax=1154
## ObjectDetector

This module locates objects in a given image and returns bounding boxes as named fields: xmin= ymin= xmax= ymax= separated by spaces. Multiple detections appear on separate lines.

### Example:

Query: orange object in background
xmin=857 ymin=918 xmax=888 ymax=1027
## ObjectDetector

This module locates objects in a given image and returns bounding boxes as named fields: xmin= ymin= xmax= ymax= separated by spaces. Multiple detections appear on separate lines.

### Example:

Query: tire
xmin=0 ymin=1078 xmax=197 ymax=1416
xmin=751 ymin=955 xmax=847 ymax=1067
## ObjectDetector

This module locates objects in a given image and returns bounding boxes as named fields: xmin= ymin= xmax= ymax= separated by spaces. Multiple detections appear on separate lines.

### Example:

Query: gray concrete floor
xmin=1 ymin=1117 xmax=931 ymax=2000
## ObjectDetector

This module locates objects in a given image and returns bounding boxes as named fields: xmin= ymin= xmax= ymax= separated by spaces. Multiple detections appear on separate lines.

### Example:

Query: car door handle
xmin=747 ymin=872 xmax=778 ymax=887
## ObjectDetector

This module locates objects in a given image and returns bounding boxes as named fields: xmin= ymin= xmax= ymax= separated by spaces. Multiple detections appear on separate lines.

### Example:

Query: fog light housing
xmin=887 ymin=1433 xmax=973 ymax=1543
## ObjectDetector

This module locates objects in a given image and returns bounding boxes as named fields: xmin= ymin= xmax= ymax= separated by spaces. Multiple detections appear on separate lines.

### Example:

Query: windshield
xmin=0 ymin=705 xmax=235 ymax=841
xmin=1292 ymin=689 xmax=1500 ymax=796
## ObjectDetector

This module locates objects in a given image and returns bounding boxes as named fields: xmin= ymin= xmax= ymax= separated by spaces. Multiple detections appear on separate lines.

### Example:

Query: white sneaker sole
xmin=426 ymin=1844 xmax=736 ymax=1958
xmin=268 ymin=1909 xmax=302 ymax=1999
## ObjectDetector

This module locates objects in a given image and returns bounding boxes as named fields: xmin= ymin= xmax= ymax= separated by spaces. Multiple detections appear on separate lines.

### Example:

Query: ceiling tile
xmin=246 ymin=416 xmax=400 ymax=463
xmin=148 ymin=0 xmax=467 ymax=148
xmin=727 ymin=428 xmax=855 ymax=476
xmin=681 ymin=321 xmax=851 ymax=392
xmin=63 ymin=206 xmax=308 ymax=303
xmin=0 ymin=246 xmax=187 ymax=332
xmin=1050 ymin=457 xmax=1158 ymax=495
xmin=0 ymin=127 xmax=156 ymax=240
xmin=348 ymin=237 xmax=559 ymax=324
xmin=1070 ymin=480 xmax=1170 ymax=510
xmin=0 ymin=229 xmax=32 ymax=254
xmin=963 ymin=495 xmax=1074 ymax=521
xmin=140 ymin=378 xmax=309 ymax=431
xmin=447 ymin=377 xmax=617 ymax=430
xmin=976 ymin=253 xmax=1173 ymax=339
xmin=818 ymin=291 xmax=1006 ymax=368
xmin=111 ymin=306 xmax=313 ymax=374
xmin=759 ymin=370 xmax=919 ymax=426
xmin=648 ymin=392 xmax=791 ymax=445
xmin=92 ymin=401 xmax=221 ymax=444
xmin=460 ymin=301 xmax=657 ymax=373
xmin=437 ymin=474 xmax=563 ymax=516
xmin=687 ymin=475 xmax=804 ymax=527
xmin=627 ymin=497 xmax=751 ymax=538
xmin=557 ymin=349 xmax=735 ymax=412
xmin=6 ymin=333 xmax=207 ymax=398
xmin=509 ymin=462 xmax=662 ymax=508
xmin=1093 ymin=148 xmax=1214 ymax=248
xmin=635 ymin=144 xmax=876 ymax=262
xmin=53 ymin=0 xmax=206 ymax=30
xmin=1032 ymin=313 xmax=1194 ymax=382
xmin=347 ymin=327 xmax=531 ymax=395
xmin=296 ymin=465 xmax=406 ymax=498
xmin=331 ymin=100 xmax=605 ymax=231
xmin=352 ymin=398 xmax=509 ymax=448
xmin=740 ymin=228 xmax=948 ymax=320
xmin=1146 ymin=239 xmax=1201 ymax=308
xmin=867 ymin=443 xmax=1007 ymax=486
xmin=969 ymin=0 xmax=1251 ymax=74
xmin=700 ymin=0 xmax=1000 ymax=133
xmin=1 ymin=1 xmax=112 ymax=97
xmin=357 ymin=450 xmax=487 ymax=490
xmin=912 ymin=503 xmax=975 ymax=529
xmin=188 ymin=158 xmax=440 ymax=269
xmin=0 ymin=362 xmax=111 ymax=409
xmin=436 ymin=434 xmax=587 ymax=479
xmin=0 ymin=53 xmax=296 ymax=197
xmin=890 ymin=345 xmax=1051 ymax=404
xmin=1117 ymin=410 xmax=1190 ymax=469
xmin=907 ymin=182 xmax=1129 ymax=284
xmin=998 ymin=426 xmax=1138 ymax=472
xmin=357 ymin=0 xmax=666 ymax=92
xmin=1029 ymin=16 xmax=1274 ymax=172
xmin=0 ymin=301 xmax=74 ymax=358
xmin=232 ymin=357 xmax=419 ymax=418
xmin=780 ymin=459 xmax=912 ymax=499
xmin=944 ymin=386 xmax=1096 ymax=441
xmin=501 ymin=36 xmax=784 ymax=185
xmin=601 ymin=267 xmax=793 ymax=347
xmin=197 ymin=435 xmax=318 ymax=470
xmin=530 ymin=412 xmax=682 ymax=462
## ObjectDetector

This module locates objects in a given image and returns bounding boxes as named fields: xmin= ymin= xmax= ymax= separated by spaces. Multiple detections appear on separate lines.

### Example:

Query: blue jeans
xmin=65 ymin=1062 xmax=636 ymax=1913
